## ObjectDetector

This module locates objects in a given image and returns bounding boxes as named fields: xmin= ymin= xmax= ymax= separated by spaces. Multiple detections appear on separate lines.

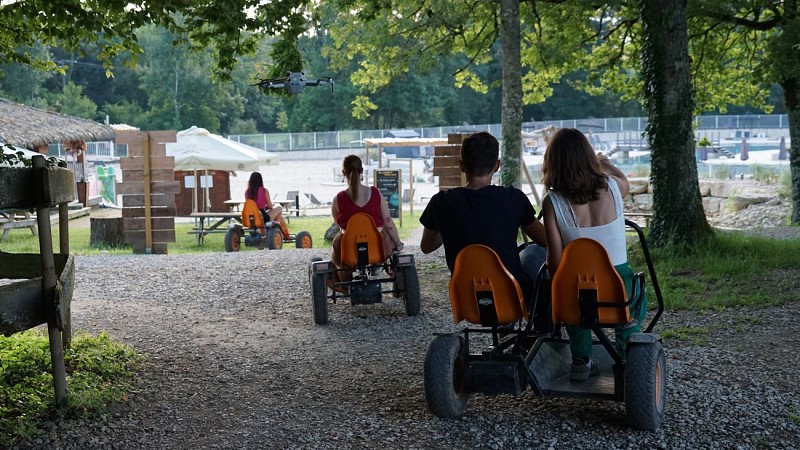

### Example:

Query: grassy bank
xmin=0 ymin=331 xmax=141 ymax=447
xmin=628 ymin=230 xmax=800 ymax=310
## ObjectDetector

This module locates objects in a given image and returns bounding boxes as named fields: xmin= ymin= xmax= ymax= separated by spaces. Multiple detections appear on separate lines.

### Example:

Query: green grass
xmin=0 ymin=212 xmax=423 ymax=255
xmin=659 ymin=326 xmax=709 ymax=345
xmin=628 ymin=230 xmax=800 ymax=311
xmin=0 ymin=330 xmax=142 ymax=447
xmin=789 ymin=407 xmax=800 ymax=425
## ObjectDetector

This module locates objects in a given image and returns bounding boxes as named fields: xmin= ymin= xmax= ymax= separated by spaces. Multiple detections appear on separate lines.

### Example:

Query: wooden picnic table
xmin=188 ymin=212 xmax=242 ymax=245
xmin=0 ymin=209 xmax=38 ymax=240
xmin=223 ymin=199 xmax=297 ymax=219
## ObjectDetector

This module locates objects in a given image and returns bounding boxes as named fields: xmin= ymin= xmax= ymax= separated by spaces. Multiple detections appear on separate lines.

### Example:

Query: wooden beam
xmin=120 ymin=156 xmax=175 ymax=170
xmin=124 ymin=230 xmax=176 ymax=245
xmin=0 ymin=166 xmax=74 ymax=208
xmin=121 ymin=206 xmax=177 ymax=218
xmin=116 ymin=180 xmax=180 ymax=195
xmin=121 ymin=168 xmax=174 ymax=183
xmin=122 ymin=194 xmax=175 ymax=208
xmin=123 ymin=217 xmax=175 ymax=231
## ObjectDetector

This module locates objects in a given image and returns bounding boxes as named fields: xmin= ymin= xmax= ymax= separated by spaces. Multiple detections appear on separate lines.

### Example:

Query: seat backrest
xmin=286 ymin=191 xmax=299 ymax=205
xmin=448 ymin=244 xmax=526 ymax=326
xmin=341 ymin=212 xmax=385 ymax=267
xmin=306 ymin=192 xmax=322 ymax=205
xmin=241 ymin=199 xmax=264 ymax=230
xmin=551 ymin=238 xmax=630 ymax=327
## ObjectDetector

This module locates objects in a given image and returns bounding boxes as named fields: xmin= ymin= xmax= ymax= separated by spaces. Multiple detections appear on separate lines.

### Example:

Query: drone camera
xmin=286 ymin=72 xmax=307 ymax=94
xmin=256 ymin=71 xmax=334 ymax=95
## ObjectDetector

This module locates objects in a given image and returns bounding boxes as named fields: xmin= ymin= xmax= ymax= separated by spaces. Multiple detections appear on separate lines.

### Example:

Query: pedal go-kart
xmin=224 ymin=199 xmax=313 ymax=252
xmin=308 ymin=212 xmax=421 ymax=325
xmin=423 ymin=220 xmax=666 ymax=430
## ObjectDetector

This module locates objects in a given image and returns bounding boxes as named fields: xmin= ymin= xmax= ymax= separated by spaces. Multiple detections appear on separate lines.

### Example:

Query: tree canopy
xmin=0 ymin=0 xmax=309 ymax=79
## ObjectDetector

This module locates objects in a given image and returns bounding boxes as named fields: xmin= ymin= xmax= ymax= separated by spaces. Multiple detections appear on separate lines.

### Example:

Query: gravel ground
xmin=11 ymin=219 xmax=800 ymax=450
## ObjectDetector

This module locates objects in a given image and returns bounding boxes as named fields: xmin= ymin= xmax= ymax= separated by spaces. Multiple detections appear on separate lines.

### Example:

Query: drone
xmin=255 ymin=71 xmax=334 ymax=95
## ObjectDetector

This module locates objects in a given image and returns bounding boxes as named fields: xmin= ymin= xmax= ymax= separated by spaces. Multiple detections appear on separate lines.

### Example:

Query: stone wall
xmin=625 ymin=177 xmax=781 ymax=215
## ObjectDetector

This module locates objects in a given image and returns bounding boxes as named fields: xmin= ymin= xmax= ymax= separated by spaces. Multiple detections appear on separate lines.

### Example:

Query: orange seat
xmin=448 ymin=244 xmax=526 ymax=326
xmin=341 ymin=212 xmax=385 ymax=267
xmin=241 ymin=199 xmax=265 ymax=231
xmin=551 ymin=238 xmax=630 ymax=327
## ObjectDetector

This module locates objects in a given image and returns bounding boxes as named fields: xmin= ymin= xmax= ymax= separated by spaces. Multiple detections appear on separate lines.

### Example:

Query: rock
xmin=731 ymin=196 xmax=772 ymax=212
xmin=628 ymin=177 xmax=649 ymax=195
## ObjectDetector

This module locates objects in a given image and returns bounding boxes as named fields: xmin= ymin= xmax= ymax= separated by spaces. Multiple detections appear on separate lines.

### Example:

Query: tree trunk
xmin=90 ymin=212 xmax=125 ymax=248
xmin=782 ymin=77 xmax=800 ymax=224
xmin=499 ymin=0 xmax=522 ymax=188
xmin=640 ymin=0 xmax=712 ymax=246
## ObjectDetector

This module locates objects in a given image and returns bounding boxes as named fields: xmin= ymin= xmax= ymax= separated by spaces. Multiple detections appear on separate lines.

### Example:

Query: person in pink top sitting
xmin=245 ymin=172 xmax=289 ymax=237
xmin=329 ymin=155 xmax=403 ymax=285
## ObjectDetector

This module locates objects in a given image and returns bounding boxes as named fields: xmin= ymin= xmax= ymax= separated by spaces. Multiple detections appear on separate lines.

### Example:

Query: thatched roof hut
xmin=0 ymin=98 xmax=114 ymax=149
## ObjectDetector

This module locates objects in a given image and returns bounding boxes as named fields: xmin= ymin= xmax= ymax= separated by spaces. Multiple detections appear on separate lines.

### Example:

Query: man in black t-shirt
xmin=419 ymin=131 xmax=546 ymax=296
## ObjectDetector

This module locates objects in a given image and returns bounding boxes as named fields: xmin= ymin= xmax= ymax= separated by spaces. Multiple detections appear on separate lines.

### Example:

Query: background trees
xmin=1 ymin=0 xmax=795 ymax=238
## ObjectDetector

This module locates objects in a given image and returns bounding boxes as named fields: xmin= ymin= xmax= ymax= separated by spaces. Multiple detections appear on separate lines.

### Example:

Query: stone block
xmin=697 ymin=180 xmax=712 ymax=197
xmin=731 ymin=196 xmax=772 ymax=212
xmin=702 ymin=196 xmax=723 ymax=213
xmin=708 ymin=181 xmax=738 ymax=198
xmin=628 ymin=178 xmax=649 ymax=195
xmin=632 ymin=193 xmax=652 ymax=209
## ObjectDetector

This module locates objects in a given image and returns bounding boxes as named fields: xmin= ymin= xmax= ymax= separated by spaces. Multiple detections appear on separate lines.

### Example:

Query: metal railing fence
xmin=228 ymin=114 xmax=789 ymax=152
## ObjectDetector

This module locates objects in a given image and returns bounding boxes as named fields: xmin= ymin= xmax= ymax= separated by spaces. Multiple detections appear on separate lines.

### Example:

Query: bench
xmin=0 ymin=210 xmax=38 ymax=240
xmin=188 ymin=212 xmax=242 ymax=244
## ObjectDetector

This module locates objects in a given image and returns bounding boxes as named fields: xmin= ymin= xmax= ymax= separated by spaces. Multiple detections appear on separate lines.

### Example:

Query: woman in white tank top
xmin=541 ymin=128 xmax=647 ymax=381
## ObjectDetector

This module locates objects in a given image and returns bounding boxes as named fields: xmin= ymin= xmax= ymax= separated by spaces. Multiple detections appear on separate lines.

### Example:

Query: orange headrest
xmin=448 ymin=244 xmax=526 ymax=325
xmin=551 ymin=238 xmax=629 ymax=326
xmin=341 ymin=212 xmax=385 ymax=267
xmin=241 ymin=199 xmax=264 ymax=229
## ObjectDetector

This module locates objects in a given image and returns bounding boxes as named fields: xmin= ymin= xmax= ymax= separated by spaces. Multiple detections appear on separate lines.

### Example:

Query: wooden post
xmin=521 ymin=162 xmax=541 ymax=207
xmin=33 ymin=156 xmax=68 ymax=406
xmin=117 ymin=130 xmax=178 ymax=254
xmin=58 ymin=201 xmax=72 ymax=348
xmin=143 ymin=136 xmax=153 ymax=253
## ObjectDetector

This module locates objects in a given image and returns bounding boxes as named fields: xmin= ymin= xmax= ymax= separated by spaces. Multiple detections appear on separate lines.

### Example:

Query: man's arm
xmin=522 ymin=217 xmax=546 ymax=247
xmin=420 ymin=227 xmax=442 ymax=254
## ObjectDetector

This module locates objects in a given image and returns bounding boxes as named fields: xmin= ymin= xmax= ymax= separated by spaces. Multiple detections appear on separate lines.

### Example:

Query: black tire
xmin=424 ymin=334 xmax=468 ymax=418
xmin=224 ymin=227 xmax=242 ymax=252
xmin=308 ymin=256 xmax=323 ymax=285
xmin=392 ymin=269 xmax=403 ymax=298
xmin=311 ymin=271 xmax=329 ymax=325
xmin=625 ymin=342 xmax=667 ymax=430
xmin=400 ymin=264 xmax=421 ymax=316
xmin=295 ymin=231 xmax=313 ymax=249
xmin=266 ymin=227 xmax=283 ymax=250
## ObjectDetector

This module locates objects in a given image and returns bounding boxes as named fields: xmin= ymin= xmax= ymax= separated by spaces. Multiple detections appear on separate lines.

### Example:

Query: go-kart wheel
xmin=424 ymin=334 xmax=468 ymax=418
xmin=311 ymin=270 xmax=329 ymax=325
xmin=224 ymin=227 xmax=242 ymax=252
xmin=308 ymin=256 xmax=322 ymax=285
xmin=624 ymin=341 xmax=666 ymax=430
xmin=266 ymin=227 xmax=283 ymax=250
xmin=295 ymin=231 xmax=313 ymax=249
xmin=399 ymin=264 xmax=420 ymax=316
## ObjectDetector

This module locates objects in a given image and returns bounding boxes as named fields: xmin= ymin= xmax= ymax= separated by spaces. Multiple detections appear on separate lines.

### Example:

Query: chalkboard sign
xmin=374 ymin=169 xmax=402 ymax=220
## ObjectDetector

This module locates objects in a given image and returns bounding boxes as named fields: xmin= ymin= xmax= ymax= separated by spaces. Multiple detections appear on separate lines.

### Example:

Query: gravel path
xmin=12 ymin=228 xmax=800 ymax=449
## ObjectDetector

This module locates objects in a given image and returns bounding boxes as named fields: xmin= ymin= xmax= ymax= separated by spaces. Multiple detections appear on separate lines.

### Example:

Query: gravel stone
xmin=10 ymin=182 xmax=800 ymax=450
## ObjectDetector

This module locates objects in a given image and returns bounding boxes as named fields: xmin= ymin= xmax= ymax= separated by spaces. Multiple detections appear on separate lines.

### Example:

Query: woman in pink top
xmin=329 ymin=155 xmax=403 ymax=283
xmin=245 ymin=172 xmax=289 ymax=236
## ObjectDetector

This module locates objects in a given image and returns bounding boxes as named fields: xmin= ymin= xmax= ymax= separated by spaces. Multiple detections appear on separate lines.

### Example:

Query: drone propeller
xmin=255 ymin=71 xmax=334 ymax=95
